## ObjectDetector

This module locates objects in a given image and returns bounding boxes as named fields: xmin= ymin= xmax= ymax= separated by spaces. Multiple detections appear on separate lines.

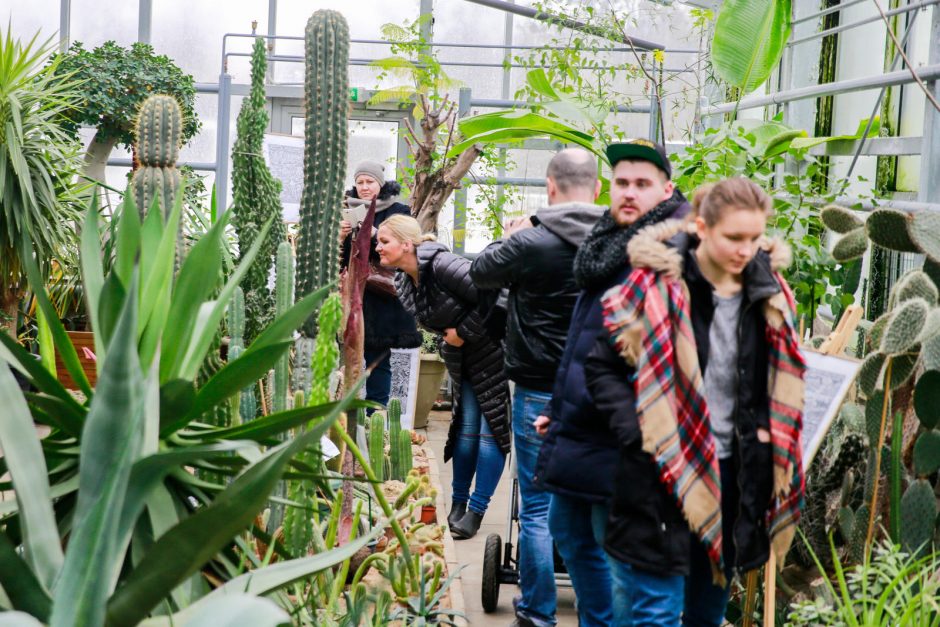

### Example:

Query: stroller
xmin=480 ymin=451 xmax=572 ymax=613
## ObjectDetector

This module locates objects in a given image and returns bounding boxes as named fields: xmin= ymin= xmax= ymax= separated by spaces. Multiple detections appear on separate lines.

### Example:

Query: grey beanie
xmin=353 ymin=160 xmax=386 ymax=186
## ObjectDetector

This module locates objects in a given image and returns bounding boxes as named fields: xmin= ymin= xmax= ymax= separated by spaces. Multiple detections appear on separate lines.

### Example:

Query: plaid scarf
xmin=601 ymin=236 xmax=806 ymax=583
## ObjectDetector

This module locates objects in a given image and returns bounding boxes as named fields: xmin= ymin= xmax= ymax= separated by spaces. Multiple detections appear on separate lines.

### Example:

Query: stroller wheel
xmin=481 ymin=533 xmax=502 ymax=613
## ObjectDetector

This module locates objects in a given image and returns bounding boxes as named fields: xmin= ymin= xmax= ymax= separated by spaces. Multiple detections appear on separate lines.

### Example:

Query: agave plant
xmin=0 ymin=181 xmax=390 ymax=625
xmin=0 ymin=28 xmax=85 ymax=333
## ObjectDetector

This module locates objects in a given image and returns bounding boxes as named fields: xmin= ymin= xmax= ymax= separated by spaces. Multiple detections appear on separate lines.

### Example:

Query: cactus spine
xmin=227 ymin=286 xmax=256 ymax=423
xmin=132 ymin=94 xmax=183 ymax=220
xmin=231 ymin=37 xmax=288 ymax=345
xmin=273 ymin=242 xmax=294 ymax=413
xmin=369 ymin=413 xmax=385 ymax=482
xmin=295 ymin=10 xmax=349 ymax=336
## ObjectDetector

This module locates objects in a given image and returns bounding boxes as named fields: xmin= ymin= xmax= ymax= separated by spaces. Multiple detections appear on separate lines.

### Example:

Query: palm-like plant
xmin=0 ymin=28 xmax=84 ymax=333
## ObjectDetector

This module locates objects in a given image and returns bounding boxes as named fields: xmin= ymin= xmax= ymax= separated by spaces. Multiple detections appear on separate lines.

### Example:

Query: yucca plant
xmin=0 ymin=180 xmax=392 ymax=624
xmin=0 ymin=28 xmax=85 ymax=333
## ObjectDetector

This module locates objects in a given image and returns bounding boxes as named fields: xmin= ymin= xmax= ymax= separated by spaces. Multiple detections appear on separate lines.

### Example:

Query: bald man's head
xmin=546 ymin=148 xmax=600 ymax=204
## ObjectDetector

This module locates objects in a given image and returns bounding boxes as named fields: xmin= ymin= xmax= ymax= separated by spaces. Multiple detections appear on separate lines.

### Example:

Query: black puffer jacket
xmin=586 ymin=226 xmax=784 ymax=576
xmin=470 ymin=202 xmax=605 ymax=392
xmin=341 ymin=199 xmax=422 ymax=351
xmin=395 ymin=242 xmax=511 ymax=460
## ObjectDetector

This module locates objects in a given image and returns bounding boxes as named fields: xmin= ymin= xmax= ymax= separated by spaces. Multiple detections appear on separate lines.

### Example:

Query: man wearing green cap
xmin=533 ymin=139 xmax=691 ymax=626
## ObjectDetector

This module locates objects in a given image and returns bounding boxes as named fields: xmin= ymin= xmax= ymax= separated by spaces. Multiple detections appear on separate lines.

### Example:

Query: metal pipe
xmin=463 ymin=176 xmax=547 ymax=187
xmin=459 ymin=0 xmax=664 ymax=51
xmin=215 ymin=73 xmax=233 ymax=212
xmin=788 ymin=0 xmax=940 ymax=47
xmin=469 ymin=97 xmax=650 ymax=113
xmin=792 ymin=0 xmax=867 ymax=25
xmin=59 ymin=0 xmax=70 ymax=52
xmin=138 ymin=0 xmax=153 ymax=44
xmin=784 ymin=195 xmax=940 ymax=213
xmin=702 ymin=63 xmax=940 ymax=114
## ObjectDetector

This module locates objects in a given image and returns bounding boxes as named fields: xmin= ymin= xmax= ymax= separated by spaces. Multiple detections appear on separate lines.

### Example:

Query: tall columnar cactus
xmin=295 ymin=10 xmax=349 ymax=336
xmin=226 ymin=286 xmax=256 ymax=423
xmin=389 ymin=398 xmax=404 ymax=480
xmin=231 ymin=37 xmax=288 ymax=345
xmin=369 ymin=413 xmax=386 ymax=482
xmin=292 ymin=337 xmax=315 ymax=404
xmin=398 ymin=429 xmax=413 ymax=479
xmin=132 ymin=94 xmax=183 ymax=220
xmin=310 ymin=294 xmax=343 ymax=406
xmin=272 ymin=242 xmax=294 ymax=413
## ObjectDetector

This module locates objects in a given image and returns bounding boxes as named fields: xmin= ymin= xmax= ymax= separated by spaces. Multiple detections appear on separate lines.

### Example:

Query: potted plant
xmin=415 ymin=330 xmax=447 ymax=429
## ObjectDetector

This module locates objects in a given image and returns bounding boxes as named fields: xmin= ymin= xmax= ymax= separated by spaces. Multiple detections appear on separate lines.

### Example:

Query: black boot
xmin=447 ymin=501 xmax=467 ymax=528
xmin=450 ymin=509 xmax=484 ymax=540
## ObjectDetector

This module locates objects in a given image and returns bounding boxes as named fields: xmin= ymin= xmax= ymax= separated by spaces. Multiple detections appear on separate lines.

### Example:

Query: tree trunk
xmin=82 ymin=132 xmax=118 ymax=188
xmin=1 ymin=287 xmax=20 ymax=337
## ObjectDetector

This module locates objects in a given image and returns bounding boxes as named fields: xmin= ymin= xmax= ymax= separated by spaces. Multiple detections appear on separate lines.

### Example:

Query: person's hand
xmin=757 ymin=428 xmax=770 ymax=443
xmin=504 ymin=217 xmax=533 ymax=237
xmin=534 ymin=415 xmax=551 ymax=436
xmin=442 ymin=328 xmax=464 ymax=347
xmin=339 ymin=220 xmax=352 ymax=242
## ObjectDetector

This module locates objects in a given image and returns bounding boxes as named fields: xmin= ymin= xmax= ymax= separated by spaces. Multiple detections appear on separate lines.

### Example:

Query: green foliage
xmin=231 ymin=38 xmax=288 ymax=345
xmin=310 ymin=294 xmax=343 ymax=406
xmin=788 ymin=538 xmax=940 ymax=626
xmin=296 ymin=10 xmax=348 ymax=336
xmin=0 ymin=184 xmax=368 ymax=623
xmin=711 ymin=0 xmax=792 ymax=94
xmin=0 ymin=29 xmax=84 ymax=325
xmin=49 ymin=40 xmax=199 ymax=148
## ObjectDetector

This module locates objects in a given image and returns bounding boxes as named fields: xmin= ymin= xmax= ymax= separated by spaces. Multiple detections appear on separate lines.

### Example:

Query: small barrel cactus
xmin=132 ymin=94 xmax=183 ymax=220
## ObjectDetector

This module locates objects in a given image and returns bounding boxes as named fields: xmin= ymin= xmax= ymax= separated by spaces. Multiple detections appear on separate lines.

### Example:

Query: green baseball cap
xmin=606 ymin=139 xmax=672 ymax=179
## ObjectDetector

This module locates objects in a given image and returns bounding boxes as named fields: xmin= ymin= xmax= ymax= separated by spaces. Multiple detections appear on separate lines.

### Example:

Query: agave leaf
xmin=0 ymin=365 xmax=63 ymax=592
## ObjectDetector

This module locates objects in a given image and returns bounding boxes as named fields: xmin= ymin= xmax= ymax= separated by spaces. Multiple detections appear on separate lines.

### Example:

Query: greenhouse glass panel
xmin=69 ymin=0 xmax=137 ymax=48
xmin=6 ymin=0 xmax=59 ymax=43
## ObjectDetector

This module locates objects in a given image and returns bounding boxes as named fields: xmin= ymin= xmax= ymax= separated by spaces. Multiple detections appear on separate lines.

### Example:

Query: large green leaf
xmin=0 ymin=533 xmax=50 ymax=620
xmin=0 ymin=612 xmax=45 ymax=626
xmin=20 ymin=236 xmax=91 ymax=397
xmin=0 ymin=331 xmax=84 ymax=419
xmin=79 ymin=191 xmax=105 ymax=362
xmin=49 ymin=274 xmax=146 ymax=627
xmin=711 ymin=0 xmax=792 ymax=94
xmin=790 ymin=116 xmax=881 ymax=150
xmin=244 ymin=286 xmax=331 ymax=358
xmin=147 ymin=594 xmax=291 ymax=627
xmin=0 ymin=366 xmax=62 ymax=592
xmin=104 ymin=382 xmax=359 ymax=626
xmin=458 ymin=109 xmax=594 ymax=143
xmin=113 ymin=193 xmax=141 ymax=289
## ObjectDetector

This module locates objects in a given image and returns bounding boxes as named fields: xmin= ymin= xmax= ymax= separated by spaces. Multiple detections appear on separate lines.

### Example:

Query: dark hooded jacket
xmin=470 ymin=202 xmax=606 ymax=391
xmin=533 ymin=189 xmax=691 ymax=503
xmin=586 ymin=221 xmax=789 ymax=576
xmin=394 ymin=242 xmax=511 ymax=460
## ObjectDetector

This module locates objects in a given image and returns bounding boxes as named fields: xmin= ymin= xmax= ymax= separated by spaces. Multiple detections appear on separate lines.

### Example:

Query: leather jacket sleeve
xmin=585 ymin=333 xmax=640 ymax=448
xmin=431 ymin=252 xmax=488 ymax=343
xmin=470 ymin=231 xmax=533 ymax=288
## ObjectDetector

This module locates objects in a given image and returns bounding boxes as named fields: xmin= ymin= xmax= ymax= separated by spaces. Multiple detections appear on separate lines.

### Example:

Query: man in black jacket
xmin=532 ymin=140 xmax=691 ymax=626
xmin=471 ymin=148 xmax=604 ymax=627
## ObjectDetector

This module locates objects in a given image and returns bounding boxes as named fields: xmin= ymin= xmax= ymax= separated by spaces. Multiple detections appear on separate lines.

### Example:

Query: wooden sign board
xmin=801 ymin=349 xmax=863 ymax=466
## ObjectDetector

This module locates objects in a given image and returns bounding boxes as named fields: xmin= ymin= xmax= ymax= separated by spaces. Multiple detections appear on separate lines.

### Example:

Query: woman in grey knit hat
xmin=341 ymin=160 xmax=421 ymax=409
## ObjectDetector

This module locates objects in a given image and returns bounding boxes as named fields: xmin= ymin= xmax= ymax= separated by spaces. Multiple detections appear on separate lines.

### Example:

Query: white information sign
xmin=801 ymin=350 xmax=863 ymax=465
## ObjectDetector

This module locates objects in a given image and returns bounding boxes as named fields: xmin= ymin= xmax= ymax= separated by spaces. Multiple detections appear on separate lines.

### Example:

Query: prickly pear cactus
xmin=272 ymin=242 xmax=294 ymax=413
xmin=231 ymin=37 xmax=288 ymax=345
xmin=227 ymin=286 xmax=257 ymax=423
xmin=132 ymin=94 xmax=183 ymax=220
xmin=900 ymin=479 xmax=937 ymax=555
xmin=295 ymin=10 xmax=349 ymax=336
xmin=821 ymin=205 xmax=864 ymax=234
xmin=881 ymin=297 xmax=928 ymax=355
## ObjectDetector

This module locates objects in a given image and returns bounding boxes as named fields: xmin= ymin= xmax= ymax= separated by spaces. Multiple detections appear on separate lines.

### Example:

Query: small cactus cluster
xmin=132 ymin=94 xmax=183 ymax=220
xmin=365 ymin=398 xmax=414 ymax=484
xmin=226 ymin=286 xmax=256 ymax=422
xmin=822 ymin=204 xmax=940 ymax=560
xmin=295 ymin=9 xmax=349 ymax=337
xmin=231 ymin=37 xmax=288 ymax=345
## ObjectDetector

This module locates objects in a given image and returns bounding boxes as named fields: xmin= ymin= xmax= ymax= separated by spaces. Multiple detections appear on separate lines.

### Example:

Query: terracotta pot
xmin=420 ymin=504 xmax=437 ymax=524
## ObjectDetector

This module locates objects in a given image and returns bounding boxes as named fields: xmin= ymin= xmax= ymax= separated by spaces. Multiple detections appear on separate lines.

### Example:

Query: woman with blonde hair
xmin=376 ymin=214 xmax=510 ymax=540
xmin=586 ymin=177 xmax=806 ymax=625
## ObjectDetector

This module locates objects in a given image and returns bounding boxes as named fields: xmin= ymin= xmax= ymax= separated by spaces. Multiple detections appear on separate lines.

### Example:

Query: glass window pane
xmin=69 ymin=0 xmax=137 ymax=48
xmin=8 ymin=0 xmax=60 ymax=43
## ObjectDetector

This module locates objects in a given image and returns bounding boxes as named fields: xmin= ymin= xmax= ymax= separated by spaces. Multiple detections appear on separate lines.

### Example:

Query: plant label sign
xmin=801 ymin=350 xmax=863 ymax=466
xmin=390 ymin=348 xmax=420 ymax=430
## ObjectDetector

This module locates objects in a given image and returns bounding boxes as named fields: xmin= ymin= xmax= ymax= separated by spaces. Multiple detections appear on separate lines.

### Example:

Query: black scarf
xmin=573 ymin=189 xmax=687 ymax=290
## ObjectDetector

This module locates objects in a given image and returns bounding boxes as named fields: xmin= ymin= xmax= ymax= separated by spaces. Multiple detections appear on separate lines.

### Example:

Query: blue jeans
xmin=609 ymin=560 xmax=683 ymax=626
xmin=451 ymin=380 xmax=506 ymax=514
xmin=363 ymin=349 xmax=391 ymax=410
xmin=512 ymin=386 xmax=555 ymax=627
xmin=548 ymin=493 xmax=613 ymax=626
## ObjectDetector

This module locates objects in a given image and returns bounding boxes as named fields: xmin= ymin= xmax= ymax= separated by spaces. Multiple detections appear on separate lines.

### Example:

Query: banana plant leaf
xmin=711 ymin=0 xmax=792 ymax=94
